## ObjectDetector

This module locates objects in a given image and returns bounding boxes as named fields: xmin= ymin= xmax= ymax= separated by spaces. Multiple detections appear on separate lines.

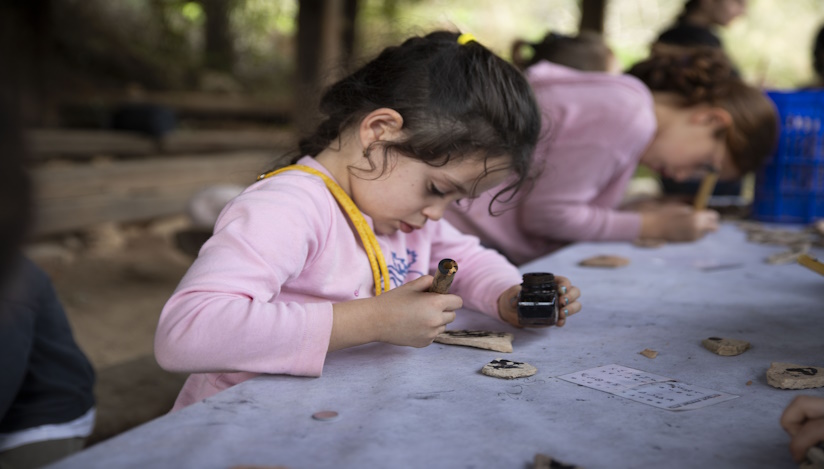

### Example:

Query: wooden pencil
xmin=798 ymin=254 xmax=824 ymax=276
xmin=694 ymin=172 xmax=719 ymax=211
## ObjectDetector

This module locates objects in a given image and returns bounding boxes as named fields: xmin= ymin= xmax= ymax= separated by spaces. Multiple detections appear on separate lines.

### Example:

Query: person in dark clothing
xmin=0 ymin=42 xmax=96 ymax=469
xmin=0 ymin=95 xmax=31 ymax=289
xmin=657 ymin=17 xmax=722 ymax=49
xmin=655 ymin=0 xmax=747 ymax=50
xmin=0 ymin=258 xmax=96 ymax=469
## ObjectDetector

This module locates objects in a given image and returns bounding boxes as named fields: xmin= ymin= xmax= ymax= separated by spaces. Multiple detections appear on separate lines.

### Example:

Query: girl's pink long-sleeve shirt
xmin=445 ymin=62 xmax=657 ymax=265
xmin=155 ymin=156 xmax=521 ymax=411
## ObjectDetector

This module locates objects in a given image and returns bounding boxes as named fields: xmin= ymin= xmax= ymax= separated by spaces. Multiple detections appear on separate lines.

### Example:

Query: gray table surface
xmin=51 ymin=223 xmax=824 ymax=469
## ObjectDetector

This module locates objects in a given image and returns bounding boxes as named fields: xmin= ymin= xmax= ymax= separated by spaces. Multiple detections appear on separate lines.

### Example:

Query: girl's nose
xmin=422 ymin=202 xmax=448 ymax=221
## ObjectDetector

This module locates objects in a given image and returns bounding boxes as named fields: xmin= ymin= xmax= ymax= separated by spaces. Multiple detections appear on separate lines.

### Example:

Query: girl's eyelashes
xmin=428 ymin=183 xmax=446 ymax=197
xmin=428 ymin=181 xmax=472 ymax=202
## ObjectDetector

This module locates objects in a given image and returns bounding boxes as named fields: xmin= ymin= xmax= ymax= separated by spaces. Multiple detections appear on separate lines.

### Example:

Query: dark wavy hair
xmin=627 ymin=46 xmax=777 ymax=175
xmin=288 ymin=30 xmax=541 ymax=208
xmin=511 ymin=31 xmax=612 ymax=72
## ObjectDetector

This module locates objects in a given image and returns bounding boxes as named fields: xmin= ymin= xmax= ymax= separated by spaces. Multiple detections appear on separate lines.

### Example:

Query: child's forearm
xmin=328 ymin=298 xmax=382 ymax=352
xmin=155 ymin=293 xmax=333 ymax=375
xmin=639 ymin=211 xmax=664 ymax=239
xmin=639 ymin=206 xmax=718 ymax=241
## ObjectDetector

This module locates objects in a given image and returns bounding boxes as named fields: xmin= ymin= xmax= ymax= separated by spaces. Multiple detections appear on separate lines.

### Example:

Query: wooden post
xmin=295 ymin=0 xmax=357 ymax=133
xmin=579 ymin=0 xmax=607 ymax=33
xmin=0 ymin=0 xmax=55 ymax=126
xmin=341 ymin=0 xmax=359 ymax=65
xmin=296 ymin=0 xmax=324 ymax=132
xmin=199 ymin=0 xmax=237 ymax=73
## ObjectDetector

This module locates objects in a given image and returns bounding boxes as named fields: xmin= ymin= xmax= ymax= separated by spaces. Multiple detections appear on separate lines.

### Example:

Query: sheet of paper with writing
xmin=558 ymin=364 xmax=739 ymax=411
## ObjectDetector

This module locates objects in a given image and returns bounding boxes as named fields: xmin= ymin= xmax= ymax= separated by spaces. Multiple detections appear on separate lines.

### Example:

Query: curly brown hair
xmin=628 ymin=46 xmax=777 ymax=175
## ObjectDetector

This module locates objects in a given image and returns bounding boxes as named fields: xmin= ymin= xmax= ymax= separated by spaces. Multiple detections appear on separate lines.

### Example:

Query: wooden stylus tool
xmin=429 ymin=259 xmax=458 ymax=294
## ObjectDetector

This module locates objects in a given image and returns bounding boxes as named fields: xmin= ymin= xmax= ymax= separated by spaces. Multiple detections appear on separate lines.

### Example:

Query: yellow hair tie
xmin=457 ymin=33 xmax=476 ymax=45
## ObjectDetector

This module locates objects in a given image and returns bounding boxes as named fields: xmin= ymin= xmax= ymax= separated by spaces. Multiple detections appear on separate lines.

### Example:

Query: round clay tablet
xmin=578 ymin=255 xmax=630 ymax=268
xmin=312 ymin=411 xmax=339 ymax=421
xmin=480 ymin=358 xmax=537 ymax=379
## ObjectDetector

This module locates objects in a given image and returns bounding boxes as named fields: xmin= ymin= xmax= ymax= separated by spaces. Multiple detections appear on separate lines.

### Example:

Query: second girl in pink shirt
xmin=446 ymin=46 xmax=777 ymax=265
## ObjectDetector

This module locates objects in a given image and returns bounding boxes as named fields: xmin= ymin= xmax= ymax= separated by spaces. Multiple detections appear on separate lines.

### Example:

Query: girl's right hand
xmin=372 ymin=275 xmax=461 ymax=348
xmin=640 ymin=204 xmax=719 ymax=242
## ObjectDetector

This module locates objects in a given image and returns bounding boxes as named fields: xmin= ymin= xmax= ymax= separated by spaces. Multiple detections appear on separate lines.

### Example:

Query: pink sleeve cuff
xmin=290 ymin=302 xmax=335 ymax=376
xmin=605 ymin=211 xmax=643 ymax=241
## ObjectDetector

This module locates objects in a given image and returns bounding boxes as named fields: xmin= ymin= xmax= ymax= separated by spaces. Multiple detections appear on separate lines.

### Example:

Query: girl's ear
xmin=692 ymin=107 xmax=733 ymax=132
xmin=359 ymin=108 xmax=404 ymax=153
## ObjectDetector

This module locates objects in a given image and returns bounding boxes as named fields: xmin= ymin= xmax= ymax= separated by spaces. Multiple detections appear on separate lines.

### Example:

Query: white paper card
xmin=558 ymin=364 xmax=739 ymax=411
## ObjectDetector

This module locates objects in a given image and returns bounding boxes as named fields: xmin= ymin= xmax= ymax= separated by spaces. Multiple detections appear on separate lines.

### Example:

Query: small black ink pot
xmin=517 ymin=272 xmax=559 ymax=326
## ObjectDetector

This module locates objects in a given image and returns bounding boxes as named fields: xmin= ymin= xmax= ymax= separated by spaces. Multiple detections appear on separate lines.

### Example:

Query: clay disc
xmin=311 ymin=411 xmax=339 ymax=421
xmin=480 ymin=358 xmax=537 ymax=379
xmin=434 ymin=330 xmax=513 ymax=353
xmin=578 ymin=255 xmax=630 ymax=268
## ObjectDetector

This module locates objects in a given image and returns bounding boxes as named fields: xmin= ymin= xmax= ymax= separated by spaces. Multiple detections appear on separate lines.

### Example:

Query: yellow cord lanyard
xmin=257 ymin=165 xmax=390 ymax=296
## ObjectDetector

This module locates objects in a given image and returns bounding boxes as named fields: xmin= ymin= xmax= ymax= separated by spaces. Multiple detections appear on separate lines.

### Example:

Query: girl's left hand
xmin=780 ymin=395 xmax=824 ymax=463
xmin=497 ymin=275 xmax=581 ymax=328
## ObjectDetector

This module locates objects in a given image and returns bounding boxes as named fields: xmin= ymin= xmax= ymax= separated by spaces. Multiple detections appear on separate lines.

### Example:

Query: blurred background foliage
xmin=243 ymin=0 xmax=824 ymax=90
xmin=359 ymin=0 xmax=824 ymax=89
xmin=12 ymin=0 xmax=824 ymax=98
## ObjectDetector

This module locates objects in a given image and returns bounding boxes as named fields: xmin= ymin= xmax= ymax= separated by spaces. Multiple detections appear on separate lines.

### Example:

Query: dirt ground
xmin=28 ymin=216 xmax=194 ymax=367
xmin=26 ymin=216 xmax=197 ymax=444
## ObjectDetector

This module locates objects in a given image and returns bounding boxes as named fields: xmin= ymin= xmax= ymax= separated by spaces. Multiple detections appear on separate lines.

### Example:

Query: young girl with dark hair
xmin=446 ymin=46 xmax=777 ymax=265
xmin=155 ymin=31 xmax=583 ymax=411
